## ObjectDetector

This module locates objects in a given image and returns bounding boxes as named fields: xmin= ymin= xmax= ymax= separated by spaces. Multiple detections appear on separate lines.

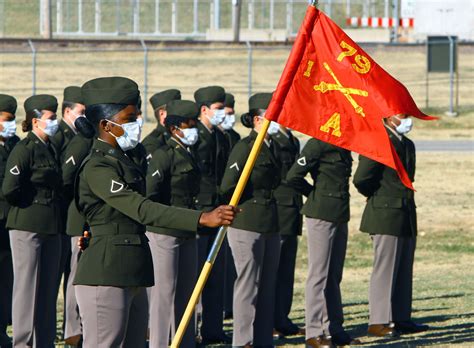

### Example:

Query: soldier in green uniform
xmin=126 ymin=96 xmax=148 ymax=175
xmin=73 ymin=77 xmax=235 ymax=348
xmin=271 ymin=125 xmax=304 ymax=337
xmin=0 ymin=94 xmax=20 ymax=347
xmin=353 ymin=114 xmax=428 ymax=338
xmin=220 ymin=93 xmax=281 ymax=347
xmin=193 ymin=85 xmax=230 ymax=344
xmin=219 ymin=92 xmax=241 ymax=320
xmin=2 ymin=94 xmax=62 ymax=347
xmin=286 ymin=138 xmax=357 ymax=348
xmin=51 ymin=86 xmax=86 ymax=345
xmin=61 ymin=91 xmax=95 ymax=346
xmin=146 ymin=99 xmax=201 ymax=348
xmin=142 ymin=89 xmax=181 ymax=161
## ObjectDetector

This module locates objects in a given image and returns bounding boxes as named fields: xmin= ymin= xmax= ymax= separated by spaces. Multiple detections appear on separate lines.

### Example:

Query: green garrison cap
xmin=224 ymin=93 xmax=235 ymax=108
xmin=24 ymin=94 xmax=58 ymax=113
xmin=81 ymin=76 xmax=139 ymax=107
xmin=167 ymin=100 xmax=199 ymax=119
xmin=194 ymin=86 xmax=226 ymax=105
xmin=149 ymin=89 xmax=181 ymax=110
xmin=249 ymin=92 xmax=273 ymax=111
xmin=0 ymin=94 xmax=17 ymax=114
xmin=63 ymin=86 xmax=84 ymax=104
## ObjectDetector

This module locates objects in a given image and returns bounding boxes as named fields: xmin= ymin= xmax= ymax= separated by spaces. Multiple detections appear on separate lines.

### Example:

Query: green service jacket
xmin=272 ymin=130 xmax=303 ymax=236
xmin=142 ymin=124 xmax=169 ymax=161
xmin=74 ymin=139 xmax=202 ymax=287
xmin=51 ymin=119 xmax=76 ymax=159
xmin=0 ymin=136 xmax=20 ymax=251
xmin=126 ymin=142 xmax=148 ymax=175
xmin=2 ymin=132 xmax=63 ymax=235
xmin=220 ymin=130 xmax=281 ymax=234
xmin=193 ymin=122 xmax=228 ymax=234
xmin=62 ymin=134 xmax=93 ymax=236
xmin=223 ymin=128 xmax=241 ymax=151
xmin=287 ymin=138 xmax=352 ymax=223
xmin=353 ymin=128 xmax=417 ymax=237
xmin=146 ymin=138 xmax=201 ymax=239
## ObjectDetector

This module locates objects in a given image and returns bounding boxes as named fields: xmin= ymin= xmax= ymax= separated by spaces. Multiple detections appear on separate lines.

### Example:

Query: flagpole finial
xmin=310 ymin=0 xmax=319 ymax=8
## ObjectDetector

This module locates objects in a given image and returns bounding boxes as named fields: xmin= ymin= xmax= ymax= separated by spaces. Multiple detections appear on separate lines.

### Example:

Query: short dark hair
xmin=62 ymin=101 xmax=77 ymax=116
xmin=85 ymin=103 xmax=128 ymax=127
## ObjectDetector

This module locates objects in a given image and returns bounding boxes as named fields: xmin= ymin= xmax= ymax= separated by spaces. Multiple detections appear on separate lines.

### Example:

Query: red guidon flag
xmin=265 ymin=5 xmax=437 ymax=189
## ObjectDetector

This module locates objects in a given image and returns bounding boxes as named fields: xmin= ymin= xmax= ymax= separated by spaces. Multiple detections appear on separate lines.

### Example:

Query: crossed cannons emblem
xmin=313 ymin=62 xmax=368 ymax=117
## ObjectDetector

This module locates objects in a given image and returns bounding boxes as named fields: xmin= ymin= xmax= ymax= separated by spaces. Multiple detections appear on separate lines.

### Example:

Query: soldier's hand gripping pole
xmin=170 ymin=118 xmax=271 ymax=348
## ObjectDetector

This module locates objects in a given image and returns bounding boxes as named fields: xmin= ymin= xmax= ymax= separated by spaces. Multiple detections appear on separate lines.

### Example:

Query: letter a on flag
xmin=264 ymin=5 xmax=437 ymax=189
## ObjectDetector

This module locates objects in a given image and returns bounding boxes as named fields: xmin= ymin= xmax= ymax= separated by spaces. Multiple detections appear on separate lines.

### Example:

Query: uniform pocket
xmin=111 ymin=234 xmax=143 ymax=246
xmin=372 ymin=196 xmax=403 ymax=209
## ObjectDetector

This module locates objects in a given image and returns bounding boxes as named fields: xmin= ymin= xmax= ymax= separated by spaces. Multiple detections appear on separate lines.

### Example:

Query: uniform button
xmin=124 ymin=239 xmax=130 ymax=244
xmin=253 ymin=200 xmax=257 ymax=203
xmin=328 ymin=193 xmax=333 ymax=196
xmin=384 ymin=204 xmax=388 ymax=207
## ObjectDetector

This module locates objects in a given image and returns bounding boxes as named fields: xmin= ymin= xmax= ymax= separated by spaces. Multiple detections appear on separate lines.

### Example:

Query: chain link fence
xmin=0 ymin=41 xmax=473 ymax=122
xmin=0 ymin=0 xmax=399 ymax=38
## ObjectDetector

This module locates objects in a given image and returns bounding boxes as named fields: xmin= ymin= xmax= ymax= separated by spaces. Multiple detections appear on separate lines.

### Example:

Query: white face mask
xmin=0 ymin=120 xmax=16 ymax=138
xmin=393 ymin=117 xmax=413 ymax=135
xmin=107 ymin=120 xmax=142 ymax=151
xmin=177 ymin=127 xmax=199 ymax=146
xmin=39 ymin=119 xmax=59 ymax=137
xmin=221 ymin=114 xmax=236 ymax=130
xmin=267 ymin=121 xmax=280 ymax=135
xmin=208 ymin=108 xmax=226 ymax=126
xmin=137 ymin=117 xmax=144 ymax=128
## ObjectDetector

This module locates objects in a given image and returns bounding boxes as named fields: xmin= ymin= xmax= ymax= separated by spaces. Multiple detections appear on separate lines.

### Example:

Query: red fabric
xmin=265 ymin=6 xmax=437 ymax=190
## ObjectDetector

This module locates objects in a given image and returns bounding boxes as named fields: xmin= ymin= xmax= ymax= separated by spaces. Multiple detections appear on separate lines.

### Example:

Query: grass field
xmin=39 ymin=149 xmax=473 ymax=347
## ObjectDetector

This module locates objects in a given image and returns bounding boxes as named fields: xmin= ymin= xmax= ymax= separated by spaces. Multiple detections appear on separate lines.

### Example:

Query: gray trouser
xmin=305 ymin=218 xmax=348 ymax=339
xmin=196 ymin=233 xmax=225 ymax=338
xmin=76 ymin=285 xmax=148 ymax=348
xmin=9 ymin=230 xmax=61 ymax=348
xmin=64 ymin=236 xmax=82 ymax=339
xmin=223 ymin=237 xmax=237 ymax=315
xmin=274 ymin=234 xmax=298 ymax=330
xmin=0 ymin=250 xmax=13 ymax=335
xmin=369 ymin=234 xmax=416 ymax=325
xmin=228 ymin=228 xmax=280 ymax=346
xmin=147 ymin=233 xmax=197 ymax=348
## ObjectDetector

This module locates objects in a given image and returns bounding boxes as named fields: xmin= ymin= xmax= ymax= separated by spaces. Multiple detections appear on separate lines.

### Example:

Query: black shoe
xmin=393 ymin=321 xmax=429 ymax=334
xmin=200 ymin=333 xmax=232 ymax=345
xmin=275 ymin=323 xmax=300 ymax=336
xmin=330 ymin=331 xmax=361 ymax=346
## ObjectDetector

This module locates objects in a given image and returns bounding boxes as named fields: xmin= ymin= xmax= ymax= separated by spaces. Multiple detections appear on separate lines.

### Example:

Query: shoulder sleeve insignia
xmin=151 ymin=169 xmax=161 ymax=177
xmin=146 ymin=153 xmax=152 ymax=160
xmin=230 ymin=162 xmax=240 ymax=171
xmin=110 ymin=180 xmax=124 ymax=193
xmin=65 ymin=155 xmax=76 ymax=166
xmin=9 ymin=165 xmax=20 ymax=175
xmin=297 ymin=156 xmax=307 ymax=166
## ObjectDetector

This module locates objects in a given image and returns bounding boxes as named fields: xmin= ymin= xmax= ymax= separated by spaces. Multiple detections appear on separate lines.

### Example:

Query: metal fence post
xmin=155 ymin=0 xmax=161 ymax=33
xmin=193 ymin=0 xmax=198 ymax=34
xmin=214 ymin=0 xmax=220 ymax=30
xmin=447 ymin=36 xmax=457 ymax=116
xmin=246 ymin=41 xmax=252 ymax=98
xmin=95 ymin=0 xmax=102 ymax=33
xmin=140 ymin=39 xmax=149 ymax=122
xmin=171 ymin=0 xmax=177 ymax=34
xmin=28 ymin=40 xmax=37 ymax=96
xmin=78 ymin=0 xmax=83 ymax=33
xmin=56 ymin=0 xmax=62 ymax=34
xmin=269 ymin=0 xmax=274 ymax=30
xmin=286 ymin=0 xmax=293 ymax=35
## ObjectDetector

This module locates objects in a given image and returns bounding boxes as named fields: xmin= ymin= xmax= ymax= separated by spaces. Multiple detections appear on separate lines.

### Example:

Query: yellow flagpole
xmin=170 ymin=118 xmax=271 ymax=348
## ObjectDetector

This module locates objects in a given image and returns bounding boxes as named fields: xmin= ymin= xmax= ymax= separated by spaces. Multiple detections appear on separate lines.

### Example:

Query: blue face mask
xmin=177 ymin=127 xmax=199 ymax=146
xmin=39 ymin=119 xmax=59 ymax=137
xmin=208 ymin=108 xmax=226 ymax=126
xmin=221 ymin=114 xmax=236 ymax=130
xmin=0 ymin=120 xmax=16 ymax=138
xmin=107 ymin=120 xmax=142 ymax=151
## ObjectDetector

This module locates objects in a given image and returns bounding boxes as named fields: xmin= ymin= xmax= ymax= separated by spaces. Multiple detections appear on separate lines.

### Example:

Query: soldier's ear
xmin=99 ymin=119 xmax=110 ymax=132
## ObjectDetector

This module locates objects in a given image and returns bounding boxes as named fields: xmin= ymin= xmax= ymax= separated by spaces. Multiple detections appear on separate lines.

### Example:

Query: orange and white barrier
xmin=346 ymin=17 xmax=414 ymax=28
